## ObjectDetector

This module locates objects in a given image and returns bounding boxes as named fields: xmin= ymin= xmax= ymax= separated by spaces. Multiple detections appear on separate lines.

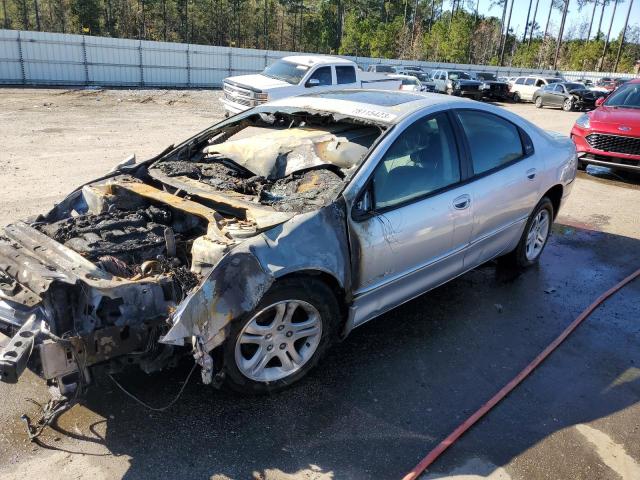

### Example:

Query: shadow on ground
xmin=26 ymin=223 xmax=640 ymax=479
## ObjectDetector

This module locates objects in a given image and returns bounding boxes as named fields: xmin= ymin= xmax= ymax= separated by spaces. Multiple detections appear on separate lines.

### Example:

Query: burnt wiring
xmin=107 ymin=362 xmax=197 ymax=412
xmin=21 ymin=329 xmax=88 ymax=441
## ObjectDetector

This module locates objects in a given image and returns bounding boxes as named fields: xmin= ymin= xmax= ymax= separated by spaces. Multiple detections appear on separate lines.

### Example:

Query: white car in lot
xmin=389 ymin=74 xmax=424 ymax=92
xmin=510 ymin=76 xmax=563 ymax=102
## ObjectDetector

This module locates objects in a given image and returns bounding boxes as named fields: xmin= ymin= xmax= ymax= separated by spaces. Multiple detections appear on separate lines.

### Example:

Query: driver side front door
xmin=347 ymin=112 xmax=473 ymax=327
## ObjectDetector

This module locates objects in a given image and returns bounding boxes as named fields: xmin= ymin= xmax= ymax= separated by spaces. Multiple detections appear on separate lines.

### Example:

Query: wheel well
xmin=543 ymin=185 xmax=563 ymax=219
xmin=276 ymin=270 xmax=349 ymax=332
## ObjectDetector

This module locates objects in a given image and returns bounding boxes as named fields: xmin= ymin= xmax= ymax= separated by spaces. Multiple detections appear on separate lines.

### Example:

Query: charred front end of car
xmin=0 ymin=106 xmax=387 ymax=394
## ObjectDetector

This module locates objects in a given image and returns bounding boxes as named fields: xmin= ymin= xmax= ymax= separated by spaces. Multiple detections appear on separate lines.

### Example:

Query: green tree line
xmin=1 ymin=0 xmax=638 ymax=73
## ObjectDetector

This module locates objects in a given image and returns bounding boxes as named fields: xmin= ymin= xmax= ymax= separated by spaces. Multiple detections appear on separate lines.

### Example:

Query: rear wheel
xmin=223 ymin=277 xmax=339 ymax=394
xmin=535 ymin=96 xmax=543 ymax=108
xmin=501 ymin=197 xmax=554 ymax=269
xmin=512 ymin=92 xmax=521 ymax=103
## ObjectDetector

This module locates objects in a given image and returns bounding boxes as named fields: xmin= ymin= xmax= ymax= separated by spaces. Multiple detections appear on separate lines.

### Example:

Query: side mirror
xmin=110 ymin=153 xmax=136 ymax=173
xmin=352 ymin=188 xmax=374 ymax=220
xmin=595 ymin=97 xmax=605 ymax=107
xmin=306 ymin=78 xmax=320 ymax=88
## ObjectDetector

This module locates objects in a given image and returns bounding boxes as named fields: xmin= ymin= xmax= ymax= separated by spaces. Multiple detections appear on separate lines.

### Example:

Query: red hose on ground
xmin=402 ymin=267 xmax=640 ymax=480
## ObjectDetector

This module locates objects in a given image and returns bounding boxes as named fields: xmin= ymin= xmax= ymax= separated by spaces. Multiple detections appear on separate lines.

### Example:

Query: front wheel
xmin=535 ymin=96 xmax=543 ymax=108
xmin=501 ymin=197 xmax=554 ymax=268
xmin=222 ymin=277 xmax=339 ymax=394
xmin=512 ymin=92 xmax=521 ymax=103
xmin=563 ymin=98 xmax=574 ymax=111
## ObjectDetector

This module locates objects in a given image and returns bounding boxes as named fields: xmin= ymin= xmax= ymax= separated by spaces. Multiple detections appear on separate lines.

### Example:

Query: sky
xmin=473 ymin=0 xmax=640 ymax=40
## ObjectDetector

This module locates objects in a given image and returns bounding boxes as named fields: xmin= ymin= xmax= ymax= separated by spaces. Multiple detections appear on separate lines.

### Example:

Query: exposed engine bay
xmin=0 ymin=108 xmax=385 ymax=398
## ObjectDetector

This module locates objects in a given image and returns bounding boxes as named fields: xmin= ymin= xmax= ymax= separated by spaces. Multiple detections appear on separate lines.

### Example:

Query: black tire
xmin=512 ymin=92 xmax=521 ymax=103
xmin=500 ymin=197 xmax=554 ymax=269
xmin=577 ymin=160 xmax=587 ymax=171
xmin=562 ymin=98 xmax=574 ymax=112
xmin=222 ymin=277 xmax=340 ymax=394
xmin=535 ymin=96 xmax=543 ymax=108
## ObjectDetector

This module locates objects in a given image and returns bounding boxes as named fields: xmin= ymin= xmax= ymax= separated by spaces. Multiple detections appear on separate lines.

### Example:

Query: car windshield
xmin=564 ymin=83 xmax=583 ymax=91
xmin=604 ymin=83 xmax=640 ymax=108
xmin=546 ymin=78 xmax=562 ymax=84
xmin=478 ymin=73 xmax=497 ymax=81
xmin=262 ymin=60 xmax=310 ymax=85
xmin=402 ymin=77 xmax=419 ymax=85
xmin=375 ymin=65 xmax=395 ymax=73
xmin=449 ymin=71 xmax=470 ymax=80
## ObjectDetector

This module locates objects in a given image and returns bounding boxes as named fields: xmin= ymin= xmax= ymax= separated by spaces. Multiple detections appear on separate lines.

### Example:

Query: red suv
xmin=571 ymin=78 xmax=640 ymax=172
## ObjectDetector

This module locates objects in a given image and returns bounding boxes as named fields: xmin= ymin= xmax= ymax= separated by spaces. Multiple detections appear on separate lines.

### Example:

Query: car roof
xmin=281 ymin=55 xmax=354 ymax=66
xmin=389 ymin=74 xmax=418 ymax=79
xmin=265 ymin=89 xmax=477 ymax=124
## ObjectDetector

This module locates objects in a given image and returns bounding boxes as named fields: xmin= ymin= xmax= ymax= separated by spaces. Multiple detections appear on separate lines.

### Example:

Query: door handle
xmin=453 ymin=194 xmax=471 ymax=210
xmin=526 ymin=168 xmax=537 ymax=180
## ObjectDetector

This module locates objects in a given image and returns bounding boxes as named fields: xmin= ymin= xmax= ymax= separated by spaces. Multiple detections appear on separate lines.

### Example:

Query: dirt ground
xmin=0 ymin=88 xmax=639 ymax=480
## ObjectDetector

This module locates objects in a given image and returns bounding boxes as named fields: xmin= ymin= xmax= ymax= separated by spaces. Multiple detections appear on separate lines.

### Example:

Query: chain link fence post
xmin=81 ymin=35 xmax=89 ymax=85
xmin=138 ymin=40 xmax=144 ymax=87
xmin=186 ymin=44 xmax=191 ymax=88
xmin=17 ymin=31 xmax=26 ymax=85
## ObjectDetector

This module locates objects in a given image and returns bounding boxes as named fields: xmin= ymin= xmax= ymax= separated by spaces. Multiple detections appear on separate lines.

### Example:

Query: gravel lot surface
xmin=0 ymin=88 xmax=639 ymax=480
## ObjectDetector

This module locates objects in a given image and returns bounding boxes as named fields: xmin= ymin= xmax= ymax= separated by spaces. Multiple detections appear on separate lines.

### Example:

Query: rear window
xmin=375 ymin=65 xmax=395 ymax=73
xmin=336 ymin=66 xmax=357 ymax=84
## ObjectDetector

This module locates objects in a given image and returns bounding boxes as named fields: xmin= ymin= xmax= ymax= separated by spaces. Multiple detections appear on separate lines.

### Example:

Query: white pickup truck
xmin=221 ymin=55 xmax=401 ymax=115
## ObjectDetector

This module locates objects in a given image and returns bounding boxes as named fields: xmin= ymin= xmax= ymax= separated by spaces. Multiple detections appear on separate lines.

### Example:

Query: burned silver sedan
xmin=0 ymin=91 xmax=577 ymax=396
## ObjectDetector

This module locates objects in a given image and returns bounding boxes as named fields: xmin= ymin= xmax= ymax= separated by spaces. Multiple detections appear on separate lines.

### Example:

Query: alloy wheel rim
xmin=235 ymin=300 xmax=322 ymax=382
xmin=525 ymin=209 xmax=550 ymax=261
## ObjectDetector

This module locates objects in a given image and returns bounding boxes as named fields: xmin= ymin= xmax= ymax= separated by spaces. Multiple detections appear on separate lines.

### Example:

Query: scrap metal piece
xmin=0 ymin=314 xmax=41 ymax=383
xmin=160 ymin=251 xmax=274 ymax=352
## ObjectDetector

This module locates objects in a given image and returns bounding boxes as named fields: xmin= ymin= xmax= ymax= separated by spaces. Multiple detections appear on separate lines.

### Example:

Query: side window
xmin=455 ymin=110 xmax=524 ymax=175
xmin=308 ymin=66 xmax=332 ymax=86
xmin=336 ymin=66 xmax=356 ymax=84
xmin=525 ymin=78 xmax=536 ymax=86
xmin=372 ymin=113 xmax=461 ymax=210
xmin=515 ymin=77 xmax=525 ymax=85
xmin=554 ymin=84 xmax=564 ymax=92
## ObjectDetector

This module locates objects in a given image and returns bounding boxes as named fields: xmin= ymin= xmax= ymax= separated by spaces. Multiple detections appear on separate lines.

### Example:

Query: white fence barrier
xmin=0 ymin=29 xmax=636 ymax=88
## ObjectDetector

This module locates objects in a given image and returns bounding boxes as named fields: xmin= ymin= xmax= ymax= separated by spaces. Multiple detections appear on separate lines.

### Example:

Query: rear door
xmin=452 ymin=109 xmax=541 ymax=268
xmin=347 ymin=111 xmax=473 ymax=326
xmin=335 ymin=65 xmax=358 ymax=89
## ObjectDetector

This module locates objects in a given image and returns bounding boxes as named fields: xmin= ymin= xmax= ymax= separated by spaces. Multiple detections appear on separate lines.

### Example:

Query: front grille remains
xmin=586 ymin=133 xmax=640 ymax=155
